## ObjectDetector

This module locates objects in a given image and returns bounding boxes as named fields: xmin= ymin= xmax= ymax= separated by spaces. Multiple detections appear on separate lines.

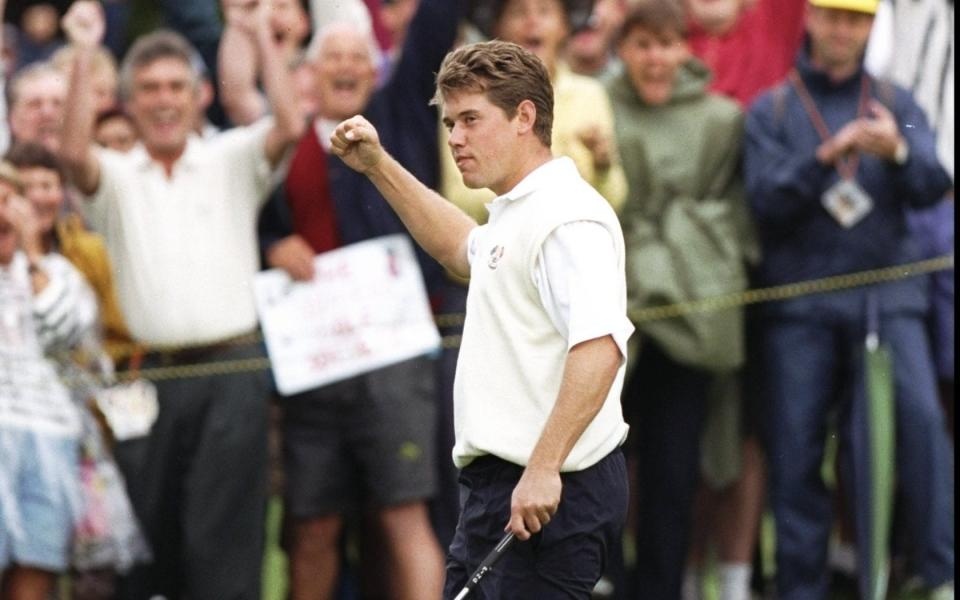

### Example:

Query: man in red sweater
xmin=686 ymin=0 xmax=806 ymax=105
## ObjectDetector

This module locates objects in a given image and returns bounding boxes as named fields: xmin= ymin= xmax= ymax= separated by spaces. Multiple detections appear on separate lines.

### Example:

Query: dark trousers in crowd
xmin=113 ymin=340 xmax=271 ymax=600
xmin=763 ymin=314 xmax=954 ymax=600
xmin=430 ymin=279 xmax=468 ymax=553
xmin=625 ymin=340 xmax=710 ymax=599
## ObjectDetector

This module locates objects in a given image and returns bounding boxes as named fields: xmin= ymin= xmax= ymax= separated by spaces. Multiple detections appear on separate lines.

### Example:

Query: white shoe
xmin=931 ymin=582 xmax=955 ymax=600
xmin=591 ymin=576 xmax=615 ymax=599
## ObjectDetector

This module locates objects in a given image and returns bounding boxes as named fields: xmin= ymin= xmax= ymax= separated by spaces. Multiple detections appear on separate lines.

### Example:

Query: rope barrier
xmin=91 ymin=254 xmax=951 ymax=383
xmin=628 ymin=254 xmax=954 ymax=323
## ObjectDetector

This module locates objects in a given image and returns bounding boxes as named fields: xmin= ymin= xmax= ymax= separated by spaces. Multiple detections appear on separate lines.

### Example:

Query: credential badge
xmin=488 ymin=245 xmax=505 ymax=270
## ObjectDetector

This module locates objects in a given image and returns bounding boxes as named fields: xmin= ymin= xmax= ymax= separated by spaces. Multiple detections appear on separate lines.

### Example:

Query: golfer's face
xmin=442 ymin=91 xmax=519 ymax=193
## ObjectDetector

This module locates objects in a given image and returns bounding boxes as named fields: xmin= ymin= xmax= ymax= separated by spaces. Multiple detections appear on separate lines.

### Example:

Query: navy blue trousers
xmin=763 ymin=314 xmax=954 ymax=599
xmin=625 ymin=340 xmax=711 ymax=600
xmin=444 ymin=449 xmax=628 ymax=599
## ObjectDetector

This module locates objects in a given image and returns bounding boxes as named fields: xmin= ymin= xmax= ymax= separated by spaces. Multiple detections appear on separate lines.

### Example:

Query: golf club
xmin=453 ymin=531 xmax=516 ymax=600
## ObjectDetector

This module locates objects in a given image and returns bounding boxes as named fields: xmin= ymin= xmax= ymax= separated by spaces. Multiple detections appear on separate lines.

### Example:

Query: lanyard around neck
xmin=788 ymin=69 xmax=871 ymax=180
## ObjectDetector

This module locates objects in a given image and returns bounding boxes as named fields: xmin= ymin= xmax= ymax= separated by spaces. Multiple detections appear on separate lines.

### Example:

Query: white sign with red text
xmin=253 ymin=235 xmax=441 ymax=395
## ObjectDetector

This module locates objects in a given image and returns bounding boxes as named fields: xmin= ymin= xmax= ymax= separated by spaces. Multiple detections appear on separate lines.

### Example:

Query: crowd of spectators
xmin=0 ymin=0 xmax=953 ymax=599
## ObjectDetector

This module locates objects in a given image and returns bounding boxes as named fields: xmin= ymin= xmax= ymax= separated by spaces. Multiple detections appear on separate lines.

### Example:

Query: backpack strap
xmin=771 ymin=80 xmax=791 ymax=128
xmin=772 ymin=73 xmax=897 ymax=127
xmin=871 ymin=76 xmax=897 ymax=111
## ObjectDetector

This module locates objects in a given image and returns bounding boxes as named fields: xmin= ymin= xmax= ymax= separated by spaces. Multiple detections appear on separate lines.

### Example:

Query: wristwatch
xmin=893 ymin=138 xmax=910 ymax=166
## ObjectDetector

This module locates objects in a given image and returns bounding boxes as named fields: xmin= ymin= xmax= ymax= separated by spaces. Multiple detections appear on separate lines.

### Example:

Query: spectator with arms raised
xmin=252 ymin=0 xmax=466 ymax=596
xmin=58 ymin=1 xmax=303 ymax=598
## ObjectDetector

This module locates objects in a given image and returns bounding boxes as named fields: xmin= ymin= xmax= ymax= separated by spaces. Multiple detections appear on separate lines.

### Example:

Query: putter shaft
xmin=453 ymin=532 xmax=516 ymax=599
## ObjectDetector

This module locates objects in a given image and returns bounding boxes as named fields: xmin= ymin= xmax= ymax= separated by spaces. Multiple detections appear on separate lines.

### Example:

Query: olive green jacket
xmin=607 ymin=59 xmax=758 ymax=371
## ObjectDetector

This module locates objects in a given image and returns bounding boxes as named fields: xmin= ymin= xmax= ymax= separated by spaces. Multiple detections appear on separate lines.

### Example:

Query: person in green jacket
xmin=605 ymin=1 xmax=760 ymax=598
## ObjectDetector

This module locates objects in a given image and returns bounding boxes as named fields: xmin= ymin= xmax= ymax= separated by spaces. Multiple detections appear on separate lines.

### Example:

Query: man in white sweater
xmin=331 ymin=40 xmax=633 ymax=598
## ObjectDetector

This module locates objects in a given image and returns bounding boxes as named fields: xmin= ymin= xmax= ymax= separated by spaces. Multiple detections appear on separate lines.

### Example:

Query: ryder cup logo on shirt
xmin=488 ymin=245 xmax=505 ymax=270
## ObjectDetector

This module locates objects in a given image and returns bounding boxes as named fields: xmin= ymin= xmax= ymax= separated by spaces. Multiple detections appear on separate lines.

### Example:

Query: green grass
xmin=261 ymin=494 xmax=938 ymax=600
xmin=690 ymin=511 xmax=775 ymax=600
xmin=262 ymin=496 xmax=289 ymax=600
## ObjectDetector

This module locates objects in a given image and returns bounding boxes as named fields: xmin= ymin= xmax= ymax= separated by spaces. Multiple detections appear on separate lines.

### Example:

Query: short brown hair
xmin=5 ymin=141 xmax=66 ymax=184
xmin=618 ymin=0 xmax=688 ymax=44
xmin=432 ymin=41 xmax=554 ymax=148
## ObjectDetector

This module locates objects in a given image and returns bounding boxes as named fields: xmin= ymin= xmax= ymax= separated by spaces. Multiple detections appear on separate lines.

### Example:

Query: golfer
xmin=331 ymin=40 xmax=633 ymax=599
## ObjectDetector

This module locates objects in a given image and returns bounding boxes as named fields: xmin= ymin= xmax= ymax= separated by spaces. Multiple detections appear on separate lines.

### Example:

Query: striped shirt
xmin=866 ymin=0 xmax=954 ymax=176
xmin=0 ymin=252 xmax=88 ymax=437
xmin=31 ymin=252 xmax=99 ymax=353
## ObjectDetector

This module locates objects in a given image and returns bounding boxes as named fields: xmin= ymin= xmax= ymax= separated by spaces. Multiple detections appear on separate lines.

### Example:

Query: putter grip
xmin=453 ymin=532 xmax=516 ymax=600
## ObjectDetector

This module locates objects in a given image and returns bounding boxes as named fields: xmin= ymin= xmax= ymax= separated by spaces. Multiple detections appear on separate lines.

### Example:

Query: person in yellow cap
xmin=809 ymin=0 xmax=879 ymax=14
xmin=743 ymin=0 xmax=955 ymax=598
xmin=809 ymin=0 xmax=879 ymax=15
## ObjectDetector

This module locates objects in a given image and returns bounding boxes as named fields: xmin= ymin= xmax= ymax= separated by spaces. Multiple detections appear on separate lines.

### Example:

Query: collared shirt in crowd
xmin=81 ymin=119 xmax=275 ymax=347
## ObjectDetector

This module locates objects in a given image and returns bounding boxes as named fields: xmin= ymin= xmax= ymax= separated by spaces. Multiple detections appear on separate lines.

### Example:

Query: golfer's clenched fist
xmin=330 ymin=116 xmax=385 ymax=174
xmin=508 ymin=467 xmax=561 ymax=541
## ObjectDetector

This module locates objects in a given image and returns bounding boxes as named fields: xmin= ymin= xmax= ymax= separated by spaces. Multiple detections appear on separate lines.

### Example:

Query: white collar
xmin=314 ymin=118 xmax=340 ymax=152
xmin=487 ymin=156 xmax=575 ymax=207
xmin=130 ymin=133 xmax=204 ymax=172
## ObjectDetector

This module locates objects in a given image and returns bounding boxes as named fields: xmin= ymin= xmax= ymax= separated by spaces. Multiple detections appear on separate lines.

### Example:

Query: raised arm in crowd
xmin=218 ymin=0 xmax=311 ymax=126
xmin=60 ymin=0 xmax=303 ymax=195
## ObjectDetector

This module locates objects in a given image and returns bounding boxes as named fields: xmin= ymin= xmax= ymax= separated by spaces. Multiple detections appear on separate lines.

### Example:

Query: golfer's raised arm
xmin=331 ymin=116 xmax=477 ymax=279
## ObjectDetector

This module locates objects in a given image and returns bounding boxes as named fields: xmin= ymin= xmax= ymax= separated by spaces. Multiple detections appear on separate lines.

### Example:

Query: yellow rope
xmin=99 ymin=255 xmax=951 ymax=382
xmin=117 ymin=357 xmax=274 ymax=382
xmin=629 ymin=255 xmax=954 ymax=323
